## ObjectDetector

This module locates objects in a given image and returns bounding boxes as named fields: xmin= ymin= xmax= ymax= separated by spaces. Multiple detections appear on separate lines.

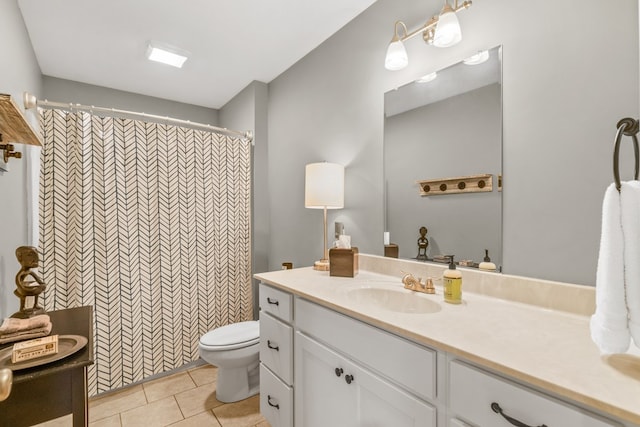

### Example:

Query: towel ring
xmin=613 ymin=117 xmax=640 ymax=192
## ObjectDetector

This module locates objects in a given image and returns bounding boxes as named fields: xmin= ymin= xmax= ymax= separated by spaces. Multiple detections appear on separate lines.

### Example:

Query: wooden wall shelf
xmin=417 ymin=174 xmax=493 ymax=196
xmin=0 ymin=93 xmax=42 ymax=146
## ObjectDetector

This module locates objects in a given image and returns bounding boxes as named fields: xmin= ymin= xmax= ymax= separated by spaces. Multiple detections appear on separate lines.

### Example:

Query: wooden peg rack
xmin=417 ymin=174 xmax=493 ymax=196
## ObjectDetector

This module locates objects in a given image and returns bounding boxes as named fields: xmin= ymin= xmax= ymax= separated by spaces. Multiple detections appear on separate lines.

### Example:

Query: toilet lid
xmin=199 ymin=320 xmax=259 ymax=350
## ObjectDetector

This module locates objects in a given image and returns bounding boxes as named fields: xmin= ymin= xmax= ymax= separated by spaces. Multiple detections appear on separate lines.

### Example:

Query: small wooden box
xmin=384 ymin=244 xmax=399 ymax=258
xmin=329 ymin=247 xmax=359 ymax=278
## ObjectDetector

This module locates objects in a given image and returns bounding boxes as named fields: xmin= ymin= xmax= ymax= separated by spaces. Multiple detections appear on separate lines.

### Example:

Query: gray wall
xmin=0 ymin=0 xmax=43 ymax=318
xmin=385 ymin=83 xmax=502 ymax=265
xmin=267 ymin=0 xmax=638 ymax=286
xmin=219 ymin=81 xmax=269 ymax=319
xmin=43 ymin=76 xmax=219 ymax=125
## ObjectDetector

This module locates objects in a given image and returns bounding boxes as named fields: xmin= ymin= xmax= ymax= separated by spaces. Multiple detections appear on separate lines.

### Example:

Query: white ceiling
xmin=18 ymin=0 xmax=377 ymax=109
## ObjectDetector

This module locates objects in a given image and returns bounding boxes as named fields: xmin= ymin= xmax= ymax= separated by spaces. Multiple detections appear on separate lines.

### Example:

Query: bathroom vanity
xmin=255 ymin=254 xmax=640 ymax=427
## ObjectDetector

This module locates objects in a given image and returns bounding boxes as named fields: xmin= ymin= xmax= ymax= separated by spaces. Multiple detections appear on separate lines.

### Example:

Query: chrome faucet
xmin=402 ymin=273 xmax=435 ymax=294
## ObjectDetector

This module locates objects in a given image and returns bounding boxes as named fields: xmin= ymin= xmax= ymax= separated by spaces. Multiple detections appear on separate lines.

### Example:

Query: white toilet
xmin=198 ymin=320 xmax=260 ymax=403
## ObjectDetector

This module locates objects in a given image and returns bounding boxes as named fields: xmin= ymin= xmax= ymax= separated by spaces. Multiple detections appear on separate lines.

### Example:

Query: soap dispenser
xmin=479 ymin=249 xmax=497 ymax=271
xmin=443 ymin=255 xmax=462 ymax=304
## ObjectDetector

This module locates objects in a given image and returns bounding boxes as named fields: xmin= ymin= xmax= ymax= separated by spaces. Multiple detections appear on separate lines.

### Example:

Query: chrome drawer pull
xmin=491 ymin=402 xmax=548 ymax=427
xmin=267 ymin=340 xmax=279 ymax=351
xmin=267 ymin=395 xmax=280 ymax=409
xmin=266 ymin=297 xmax=279 ymax=306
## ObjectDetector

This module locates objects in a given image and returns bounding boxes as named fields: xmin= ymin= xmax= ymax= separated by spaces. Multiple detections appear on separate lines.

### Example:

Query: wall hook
xmin=0 ymin=135 xmax=23 ymax=164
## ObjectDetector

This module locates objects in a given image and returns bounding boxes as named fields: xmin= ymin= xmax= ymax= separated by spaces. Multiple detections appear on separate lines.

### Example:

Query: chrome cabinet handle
xmin=267 ymin=395 xmax=280 ymax=409
xmin=266 ymin=297 xmax=279 ymax=306
xmin=491 ymin=402 xmax=547 ymax=427
xmin=267 ymin=340 xmax=279 ymax=351
xmin=345 ymin=374 xmax=354 ymax=384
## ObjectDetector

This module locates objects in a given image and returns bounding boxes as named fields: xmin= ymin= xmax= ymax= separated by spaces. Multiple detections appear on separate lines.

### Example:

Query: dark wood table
xmin=0 ymin=306 xmax=94 ymax=427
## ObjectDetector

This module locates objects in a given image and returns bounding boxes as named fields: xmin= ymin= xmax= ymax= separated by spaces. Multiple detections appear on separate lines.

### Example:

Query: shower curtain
xmin=38 ymin=109 xmax=252 ymax=395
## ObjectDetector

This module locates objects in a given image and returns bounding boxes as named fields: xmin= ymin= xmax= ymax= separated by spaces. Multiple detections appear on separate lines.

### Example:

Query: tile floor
xmin=35 ymin=364 xmax=270 ymax=427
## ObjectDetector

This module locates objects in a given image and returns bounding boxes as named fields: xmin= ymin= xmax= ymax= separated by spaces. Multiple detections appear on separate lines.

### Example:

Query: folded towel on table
xmin=591 ymin=183 xmax=631 ymax=353
xmin=0 ymin=323 xmax=52 ymax=345
xmin=0 ymin=314 xmax=50 ymax=335
xmin=0 ymin=314 xmax=52 ymax=345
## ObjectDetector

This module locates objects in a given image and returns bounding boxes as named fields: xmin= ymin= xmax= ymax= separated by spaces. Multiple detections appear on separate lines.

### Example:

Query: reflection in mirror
xmin=384 ymin=45 xmax=502 ymax=270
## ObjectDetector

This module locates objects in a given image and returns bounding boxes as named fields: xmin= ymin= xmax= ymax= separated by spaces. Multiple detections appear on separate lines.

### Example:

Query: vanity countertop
xmin=255 ymin=261 xmax=640 ymax=425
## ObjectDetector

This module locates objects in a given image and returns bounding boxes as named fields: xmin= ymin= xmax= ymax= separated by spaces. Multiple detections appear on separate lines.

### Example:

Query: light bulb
xmin=385 ymin=40 xmax=408 ymax=71
xmin=433 ymin=3 xmax=462 ymax=48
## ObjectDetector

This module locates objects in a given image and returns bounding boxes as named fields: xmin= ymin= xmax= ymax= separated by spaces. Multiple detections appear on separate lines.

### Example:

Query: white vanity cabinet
xmin=258 ymin=281 xmax=626 ymax=427
xmin=296 ymin=331 xmax=436 ymax=427
xmin=294 ymin=297 xmax=437 ymax=426
xmin=259 ymin=284 xmax=294 ymax=427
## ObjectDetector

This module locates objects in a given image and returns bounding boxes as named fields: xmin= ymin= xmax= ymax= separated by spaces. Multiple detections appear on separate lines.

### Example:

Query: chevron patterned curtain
xmin=38 ymin=109 xmax=252 ymax=395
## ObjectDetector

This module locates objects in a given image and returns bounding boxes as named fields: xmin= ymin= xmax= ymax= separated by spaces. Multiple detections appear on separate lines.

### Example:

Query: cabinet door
xmin=295 ymin=332 xmax=355 ymax=427
xmin=296 ymin=332 xmax=436 ymax=427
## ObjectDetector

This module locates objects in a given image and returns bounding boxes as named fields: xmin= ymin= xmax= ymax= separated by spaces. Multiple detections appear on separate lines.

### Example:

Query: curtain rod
xmin=23 ymin=92 xmax=253 ymax=144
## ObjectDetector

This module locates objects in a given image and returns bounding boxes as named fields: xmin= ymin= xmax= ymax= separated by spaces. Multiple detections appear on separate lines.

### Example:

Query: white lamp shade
xmin=385 ymin=40 xmax=408 ymax=71
xmin=305 ymin=162 xmax=344 ymax=209
xmin=433 ymin=8 xmax=462 ymax=48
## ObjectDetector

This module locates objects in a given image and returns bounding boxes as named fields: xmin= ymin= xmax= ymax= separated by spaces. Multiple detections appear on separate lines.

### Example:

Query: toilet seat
xmin=199 ymin=320 xmax=259 ymax=350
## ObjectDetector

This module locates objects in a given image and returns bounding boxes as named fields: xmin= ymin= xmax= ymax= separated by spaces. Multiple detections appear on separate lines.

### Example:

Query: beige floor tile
xmin=188 ymin=364 xmax=218 ymax=386
xmin=168 ymin=410 xmax=222 ymax=427
xmin=174 ymin=383 xmax=224 ymax=419
xmin=144 ymin=371 xmax=196 ymax=402
xmin=120 ymin=396 xmax=183 ymax=427
xmin=90 ymin=385 xmax=147 ymax=422
xmin=89 ymin=414 xmax=122 ymax=427
xmin=32 ymin=414 xmax=72 ymax=427
xmin=213 ymin=395 xmax=265 ymax=427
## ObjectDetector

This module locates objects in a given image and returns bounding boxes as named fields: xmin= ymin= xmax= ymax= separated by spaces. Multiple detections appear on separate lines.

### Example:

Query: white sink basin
xmin=348 ymin=287 xmax=442 ymax=314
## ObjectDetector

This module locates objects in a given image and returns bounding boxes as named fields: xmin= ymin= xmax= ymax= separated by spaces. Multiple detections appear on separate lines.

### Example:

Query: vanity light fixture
xmin=463 ymin=49 xmax=490 ymax=65
xmin=305 ymin=162 xmax=345 ymax=271
xmin=384 ymin=0 xmax=472 ymax=71
xmin=146 ymin=41 xmax=189 ymax=68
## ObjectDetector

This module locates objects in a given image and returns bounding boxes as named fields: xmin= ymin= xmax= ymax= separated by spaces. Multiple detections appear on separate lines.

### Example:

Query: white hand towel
xmin=621 ymin=181 xmax=640 ymax=345
xmin=591 ymin=183 xmax=630 ymax=353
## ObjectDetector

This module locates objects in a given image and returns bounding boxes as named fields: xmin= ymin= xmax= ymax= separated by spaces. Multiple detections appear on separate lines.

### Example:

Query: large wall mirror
xmin=384 ymin=45 xmax=502 ymax=269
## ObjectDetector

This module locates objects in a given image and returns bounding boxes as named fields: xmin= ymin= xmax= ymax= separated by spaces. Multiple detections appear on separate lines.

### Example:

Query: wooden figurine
xmin=417 ymin=226 xmax=429 ymax=260
xmin=12 ymin=246 xmax=46 ymax=318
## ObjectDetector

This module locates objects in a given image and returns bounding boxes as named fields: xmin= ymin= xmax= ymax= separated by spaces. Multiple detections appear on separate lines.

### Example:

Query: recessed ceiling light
xmin=146 ymin=41 xmax=189 ymax=68
xmin=463 ymin=50 xmax=490 ymax=65
xmin=416 ymin=72 xmax=438 ymax=83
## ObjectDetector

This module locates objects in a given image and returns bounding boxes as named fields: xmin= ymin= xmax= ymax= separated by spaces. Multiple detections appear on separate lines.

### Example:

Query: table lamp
xmin=305 ymin=162 xmax=344 ymax=271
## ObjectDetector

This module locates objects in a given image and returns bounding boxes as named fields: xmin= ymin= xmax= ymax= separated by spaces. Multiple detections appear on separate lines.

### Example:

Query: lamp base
xmin=313 ymin=259 xmax=330 ymax=271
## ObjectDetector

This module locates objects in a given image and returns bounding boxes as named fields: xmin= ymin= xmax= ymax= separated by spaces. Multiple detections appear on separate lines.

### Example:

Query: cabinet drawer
xmin=296 ymin=298 xmax=436 ymax=401
xmin=259 ymin=284 xmax=293 ymax=322
xmin=449 ymin=360 xmax=619 ymax=427
xmin=259 ymin=311 xmax=293 ymax=385
xmin=260 ymin=364 xmax=293 ymax=427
